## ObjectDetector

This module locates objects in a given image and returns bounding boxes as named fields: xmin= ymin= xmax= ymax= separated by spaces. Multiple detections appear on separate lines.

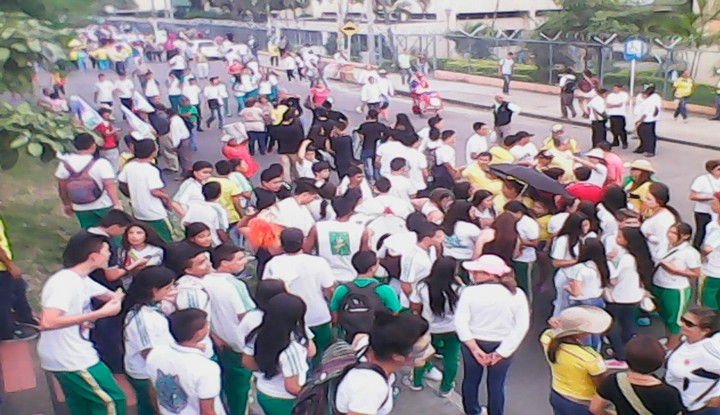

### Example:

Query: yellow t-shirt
xmin=540 ymin=329 xmax=606 ymax=401
xmin=537 ymin=214 xmax=552 ymax=242
xmin=489 ymin=147 xmax=515 ymax=165
xmin=0 ymin=217 xmax=13 ymax=272
xmin=207 ymin=177 xmax=243 ymax=224
xmin=542 ymin=136 xmax=580 ymax=155
xmin=673 ymin=77 xmax=694 ymax=98
xmin=462 ymin=164 xmax=503 ymax=195
xmin=93 ymin=48 xmax=108 ymax=60
xmin=546 ymin=148 xmax=576 ymax=184
xmin=625 ymin=181 xmax=652 ymax=212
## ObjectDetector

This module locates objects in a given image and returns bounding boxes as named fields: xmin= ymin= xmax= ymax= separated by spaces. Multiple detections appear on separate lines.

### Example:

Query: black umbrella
xmin=489 ymin=163 xmax=570 ymax=197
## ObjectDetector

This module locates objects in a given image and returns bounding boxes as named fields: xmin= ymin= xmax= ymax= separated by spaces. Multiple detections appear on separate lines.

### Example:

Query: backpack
xmin=292 ymin=340 xmax=389 ymax=415
xmin=62 ymin=159 xmax=103 ymax=204
xmin=337 ymin=280 xmax=388 ymax=342
xmin=562 ymin=78 xmax=576 ymax=93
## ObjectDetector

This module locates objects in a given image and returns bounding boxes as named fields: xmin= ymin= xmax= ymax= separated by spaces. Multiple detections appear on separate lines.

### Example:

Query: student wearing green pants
xmin=407 ymin=257 xmax=463 ymax=396
xmin=206 ymin=245 xmax=257 ymax=415
xmin=701 ymin=197 xmax=720 ymax=310
xmin=37 ymin=232 xmax=127 ymax=415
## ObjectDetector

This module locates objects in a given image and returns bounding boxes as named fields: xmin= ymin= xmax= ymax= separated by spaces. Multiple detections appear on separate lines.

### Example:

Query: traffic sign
xmin=341 ymin=22 xmax=359 ymax=37
xmin=624 ymin=37 xmax=649 ymax=61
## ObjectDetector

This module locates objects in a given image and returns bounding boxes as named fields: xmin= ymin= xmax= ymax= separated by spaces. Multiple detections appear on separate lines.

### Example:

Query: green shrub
xmin=436 ymin=58 xmax=541 ymax=82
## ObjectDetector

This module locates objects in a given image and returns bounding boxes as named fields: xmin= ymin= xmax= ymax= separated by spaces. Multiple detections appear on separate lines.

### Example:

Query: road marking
xmin=0 ymin=341 xmax=36 ymax=392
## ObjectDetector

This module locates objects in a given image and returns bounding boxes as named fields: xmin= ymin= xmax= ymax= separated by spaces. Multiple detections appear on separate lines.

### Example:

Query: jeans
xmin=502 ymin=74 xmax=511 ymax=93
xmin=169 ymin=95 xmax=182 ymax=113
xmin=400 ymin=67 xmax=413 ymax=84
xmin=569 ymin=298 xmax=605 ymax=350
xmin=549 ymin=390 xmax=592 ymax=415
xmin=0 ymin=272 xmax=35 ymax=340
xmin=361 ymin=149 xmax=376 ymax=181
xmin=674 ymin=96 xmax=688 ymax=120
xmin=207 ymin=106 xmax=224 ymax=129
xmin=235 ymin=96 xmax=246 ymax=114
xmin=609 ymin=115 xmax=628 ymax=146
xmin=461 ymin=340 xmax=512 ymax=415
xmin=248 ymin=131 xmax=268 ymax=155
xmin=560 ymin=92 xmax=576 ymax=118
xmin=606 ymin=302 xmax=638 ymax=361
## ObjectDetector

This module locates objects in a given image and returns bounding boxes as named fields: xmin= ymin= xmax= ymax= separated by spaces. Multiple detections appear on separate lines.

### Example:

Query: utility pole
xmin=366 ymin=0 xmax=376 ymax=64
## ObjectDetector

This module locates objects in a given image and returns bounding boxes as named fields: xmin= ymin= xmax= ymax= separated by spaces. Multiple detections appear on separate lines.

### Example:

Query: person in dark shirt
xmin=357 ymin=109 xmax=389 ymax=181
xmin=590 ymin=336 xmax=684 ymax=415
xmin=269 ymin=110 xmax=305 ymax=182
xmin=280 ymin=95 xmax=303 ymax=118
xmin=308 ymin=107 xmax=335 ymax=150
xmin=329 ymin=122 xmax=356 ymax=179
xmin=147 ymin=106 xmax=171 ymax=136
xmin=322 ymin=100 xmax=348 ymax=127
xmin=254 ymin=163 xmax=292 ymax=211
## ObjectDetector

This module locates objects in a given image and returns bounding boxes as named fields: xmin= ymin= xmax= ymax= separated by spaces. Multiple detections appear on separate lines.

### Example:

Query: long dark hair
xmin=602 ymin=185 xmax=628 ymax=218
xmin=471 ymin=189 xmax=497 ymax=217
xmin=577 ymin=202 xmax=600 ymax=233
xmin=577 ymin=238 xmax=610 ymax=288
xmin=441 ymin=200 xmax=474 ymax=236
xmin=556 ymin=212 xmax=589 ymax=258
xmin=421 ymin=257 xmax=459 ymax=318
xmin=182 ymin=160 xmax=213 ymax=180
xmin=547 ymin=334 xmax=586 ymax=364
xmin=648 ymin=182 xmax=681 ymax=222
xmin=121 ymin=222 xmax=167 ymax=252
xmin=246 ymin=293 xmax=307 ymax=378
xmin=482 ymin=212 xmax=519 ymax=264
xmin=629 ymin=170 xmax=653 ymax=191
xmin=122 ymin=266 xmax=175 ymax=322
xmin=620 ymin=227 xmax=654 ymax=289
xmin=393 ymin=113 xmax=415 ymax=133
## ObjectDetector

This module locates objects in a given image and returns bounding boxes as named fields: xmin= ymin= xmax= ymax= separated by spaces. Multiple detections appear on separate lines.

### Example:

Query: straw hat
xmin=552 ymin=306 xmax=612 ymax=338
xmin=625 ymin=159 xmax=655 ymax=173
xmin=585 ymin=148 xmax=605 ymax=159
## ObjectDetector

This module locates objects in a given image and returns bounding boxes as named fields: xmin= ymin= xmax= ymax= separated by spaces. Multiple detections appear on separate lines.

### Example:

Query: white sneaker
xmin=424 ymin=366 xmax=443 ymax=382
xmin=402 ymin=375 xmax=422 ymax=391
xmin=604 ymin=359 xmax=629 ymax=370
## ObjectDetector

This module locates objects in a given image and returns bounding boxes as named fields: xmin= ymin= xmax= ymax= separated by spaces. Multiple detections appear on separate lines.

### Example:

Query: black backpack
xmin=337 ymin=281 xmax=388 ymax=342
xmin=562 ymin=78 xmax=576 ymax=94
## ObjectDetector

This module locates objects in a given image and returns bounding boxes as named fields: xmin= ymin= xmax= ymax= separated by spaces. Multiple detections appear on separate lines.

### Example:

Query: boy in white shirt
xmin=182 ymin=76 xmax=203 ymax=131
xmin=206 ymin=245 xmax=256 ymax=415
xmin=387 ymin=158 xmax=417 ymax=202
xmin=465 ymin=122 xmax=494 ymax=165
xmin=114 ymin=72 xmax=135 ymax=115
xmin=203 ymin=76 xmax=224 ymax=129
xmin=94 ymin=73 xmax=115 ymax=107
xmin=146 ymin=308 xmax=227 ymax=415
xmin=182 ymin=182 xmax=230 ymax=247
xmin=37 ymin=232 xmax=127 ymax=414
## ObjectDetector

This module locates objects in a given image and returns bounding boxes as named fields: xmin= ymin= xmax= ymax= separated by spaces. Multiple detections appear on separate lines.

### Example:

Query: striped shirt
xmin=245 ymin=337 xmax=309 ymax=399
xmin=176 ymin=275 xmax=214 ymax=358
xmin=123 ymin=304 xmax=174 ymax=379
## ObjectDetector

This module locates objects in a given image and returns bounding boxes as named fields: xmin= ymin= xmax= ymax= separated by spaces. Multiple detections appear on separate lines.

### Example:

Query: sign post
xmin=623 ymin=37 xmax=649 ymax=99
xmin=341 ymin=22 xmax=359 ymax=59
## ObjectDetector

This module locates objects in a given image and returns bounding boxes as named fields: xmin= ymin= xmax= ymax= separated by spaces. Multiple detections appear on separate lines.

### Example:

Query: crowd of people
xmin=4 ymin=22 xmax=720 ymax=415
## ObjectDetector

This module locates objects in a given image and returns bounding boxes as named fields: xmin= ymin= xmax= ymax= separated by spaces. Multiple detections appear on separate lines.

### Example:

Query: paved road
xmin=9 ymin=59 xmax=714 ymax=415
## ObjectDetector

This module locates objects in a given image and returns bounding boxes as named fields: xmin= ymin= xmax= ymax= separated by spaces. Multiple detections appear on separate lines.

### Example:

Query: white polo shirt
xmin=181 ymin=201 xmax=230 ymax=247
xmin=146 ymin=344 xmax=226 ymax=415
xmin=37 ymin=269 xmax=110 ymax=371
xmin=606 ymin=91 xmax=629 ymax=117
xmin=263 ymin=253 xmax=335 ymax=327
xmin=175 ymin=275 xmax=214 ymax=358
xmin=516 ymin=215 xmax=541 ymax=263
xmin=243 ymin=337 xmax=309 ymax=400
xmin=202 ymin=272 xmax=256 ymax=352
xmin=118 ymin=161 xmax=168 ymax=221
xmin=691 ymin=173 xmax=720 ymax=214
xmin=182 ymin=84 xmax=202 ymax=106
xmin=315 ymin=220 xmax=365 ymax=283
xmin=55 ymin=154 xmax=115 ymax=212
xmin=465 ymin=133 xmax=489 ymax=165
xmin=168 ymin=54 xmax=187 ymax=70
xmin=397 ymin=245 xmax=437 ymax=308
xmin=123 ymin=305 xmax=174 ymax=380
xmin=114 ymin=79 xmax=135 ymax=99
xmin=653 ymin=242 xmax=701 ymax=289
xmin=588 ymin=96 xmax=607 ymax=121
xmin=95 ymin=80 xmax=115 ymax=102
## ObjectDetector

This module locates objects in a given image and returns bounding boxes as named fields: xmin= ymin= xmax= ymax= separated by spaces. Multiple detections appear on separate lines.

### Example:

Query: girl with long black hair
xmin=122 ymin=266 xmax=176 ymax=415
xmin=243 ymin=293 xmax=315 ymax=415
xmin=604 ymin=227 xmax=654 ymax=369
xmin=551 ymin=212 xmax=595 ymax=317
xmin=172 ymin=160 xmax=214 ymax=209
xmin=409 ymin=257 xmax=463 ymax=396
xmin=641 ymin=182 xmax=681 ymax=262
xmin=442 ymin=201 xmax=484 ymax=262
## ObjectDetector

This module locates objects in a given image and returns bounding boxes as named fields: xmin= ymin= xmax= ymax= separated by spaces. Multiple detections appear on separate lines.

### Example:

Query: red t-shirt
xmin=566 ymin=182 xmax=604 ymax=204
xmin=94 ymin=122 xmax=118 ymax=149
xmin=222 ymin=142 xmax=259 ymax=178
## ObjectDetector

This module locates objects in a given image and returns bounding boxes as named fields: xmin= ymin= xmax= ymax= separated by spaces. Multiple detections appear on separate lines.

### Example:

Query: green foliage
xmin=436 ymin=58 xmax=539 ymax=82
xmin=0 ymin=101 xmax=82 ymax=170
xmin=0 ymin=0 xmax=98 ymax=25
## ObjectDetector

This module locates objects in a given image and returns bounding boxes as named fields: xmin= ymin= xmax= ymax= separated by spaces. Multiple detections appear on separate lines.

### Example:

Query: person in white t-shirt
xmin=397 ymin=222 xmax=444 ymax=309
xmin=634 ymin=84 xmax=662 ymax=156
xmin=703 ymin=194 xmax=720 ymax=310
xmin=168 ymin=52 xmax=187 ymax=80
xmin=573 ymin=148 xmax=609 ymax=187
xmin=652 ymin=222 xmax=702 ymax=350
xmin=205 ymin=245 xmax=256 ymax=415
xmin=640 ymin=183 xmax=680 ymax=262
xmin=118 ymin=140 xmax=176 ymax=242
xmin=181 ymin=182 xmax=230 ymax=247
xmin=182 ymin=77 xmax=203 ymax=131
xmin=242 ymin=293 xmax=315 ymax=414
xmin=387 ymin=158 xmax=418 ymax=202
xmin=465 ymin=122 xmax=496 ymax=165
xmin=94 ymin=73 xmax=116 ymax=107
xmin=146 ymin=308 xmax=227 ymax=415
xmin=509 ymin=131 xmax=539 ymax=166
xmin=441 ymin=200 xmax=485 ymax=262
xmin=144 ymin=71 xmax=161 ymax=101
xmin=122 ymin=266 xmax=176 ymax=415
xmin=588 ymin=88 xmax=609 ymax=147
xmin=336 ymin=311 xmax=431 ymax=415
xmin=433 ymin=130 xmax=460 ymax=189
xmin=605 ymin=84 xmax=630 ymax=148
xmin=498 ymin=52 xmax=515 ymax=94
xmin=56 ymin=133 xmax=121 ymax=229
xmin=376 ymin=137 xmax=406 ymax=178
xmin=114 ymin=72 xmax=135 ymax=113
xmin=506 ymin=201 xmax=541 ymax=299
xmin=37 ymin=233 xmax=126 ymax=414
xmin=690 ymin=160 xmax=720 ymax=249
xmin=263 ymin=228 xmax=336 ymax=365
xmin=203 ymin=76 xmax=224 ymax=129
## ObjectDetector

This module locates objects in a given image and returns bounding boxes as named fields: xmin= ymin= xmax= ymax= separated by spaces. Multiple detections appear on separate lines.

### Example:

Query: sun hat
xmin=585 ymin=148 xmax=605 ymax=159
xmin=462 ymin=254 xmax=512 ymax=275
xmin=551 ymin=306 xmax=612 ymax=338
xmin=625 ymin=159 xmax=655 ymax=173
xmin=551 ymin=124 xmax=564 ymax=133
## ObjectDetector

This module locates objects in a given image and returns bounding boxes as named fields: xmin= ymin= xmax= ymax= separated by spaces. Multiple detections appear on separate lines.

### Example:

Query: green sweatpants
xmin=702 ymin=276 xmax=720 ymax=310
xmin=52 ymin=361 xmax=127 ymax=415
xmin=653 ymin=284 xmax=691 ymax=335
xmin=127 ymin=377 xmax=155 ymax=415
xmin=512 ymin=260 xmax=534 ymax=302
xmin=309 ymin=322 xmax=334 ymax=368
xmin=257 ymin=391 xmax=295 ymax=415
xmin=218 ymin=348 xmax=253 ymax=415
xmin=140 ymin=218 xmax=173 ymax=243
xmin=75 ymin=207 xmax=112 ymax=230
xmin=413 ymin=332 xmax=460 ymax=392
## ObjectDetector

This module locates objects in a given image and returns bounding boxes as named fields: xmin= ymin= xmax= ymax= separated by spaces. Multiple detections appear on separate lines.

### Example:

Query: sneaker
xmin=424 ymin=366 xmax=443 ymax=382
xmin=439 ymin=389 xmax=452 ymax=398
xmin=605 ymin=359 xmax=629 ymax=370
xmin=402 ymin=375 xmax=423 ymax=391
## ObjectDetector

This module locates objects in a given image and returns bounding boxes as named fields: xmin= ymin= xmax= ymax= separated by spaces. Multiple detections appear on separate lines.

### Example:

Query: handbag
xmin=616 ymin=372 xmax=653 ymax=415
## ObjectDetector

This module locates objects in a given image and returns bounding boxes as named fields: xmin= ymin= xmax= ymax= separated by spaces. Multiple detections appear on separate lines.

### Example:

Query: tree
xmin=0 ymin=0 xmax=98 ymax=25
xmin=0 ymin=12 xmax=86 ymax=170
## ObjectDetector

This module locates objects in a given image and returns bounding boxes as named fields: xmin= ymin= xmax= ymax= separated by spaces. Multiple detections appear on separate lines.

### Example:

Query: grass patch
xmin=0 ymin=155 xmax=76 ymax=307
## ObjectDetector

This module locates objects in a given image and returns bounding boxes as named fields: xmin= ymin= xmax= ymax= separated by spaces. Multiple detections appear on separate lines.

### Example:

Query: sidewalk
xmin=379 ymin=72 xmax=720 ymax=151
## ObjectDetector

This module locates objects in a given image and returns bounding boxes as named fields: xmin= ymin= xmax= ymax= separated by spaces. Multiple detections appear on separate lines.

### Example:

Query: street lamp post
xmin=445 ymin=7 xmax=452 ymax=58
